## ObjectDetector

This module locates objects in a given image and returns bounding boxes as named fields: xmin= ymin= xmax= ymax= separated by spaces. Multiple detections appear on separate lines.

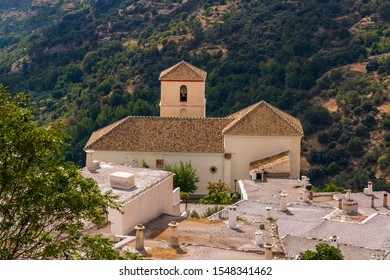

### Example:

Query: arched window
xmin=180 ymin=85 xmax=187 ymax=102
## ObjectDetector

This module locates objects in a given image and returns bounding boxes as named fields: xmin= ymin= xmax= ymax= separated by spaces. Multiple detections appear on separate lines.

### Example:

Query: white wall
xmin=92 ymin=151 xmax=224 ymax=194
xmin=108 ymin=175 xmax=180 ymax=235
xmin=224 ymin=135 xmax=302 ymax=188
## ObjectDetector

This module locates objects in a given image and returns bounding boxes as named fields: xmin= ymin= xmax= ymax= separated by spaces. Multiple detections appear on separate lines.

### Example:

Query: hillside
xmin=0 ymin=0 xmax=389 ymax=190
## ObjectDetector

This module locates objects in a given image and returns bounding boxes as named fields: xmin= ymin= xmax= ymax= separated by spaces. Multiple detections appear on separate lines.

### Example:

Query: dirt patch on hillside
xmin=379 ymin=103 xmax=390 ymax=114
xmin=349 ymin=62 xmax=367 ymax=74
xmin=322 ymin=98 xmax=338 ymax=112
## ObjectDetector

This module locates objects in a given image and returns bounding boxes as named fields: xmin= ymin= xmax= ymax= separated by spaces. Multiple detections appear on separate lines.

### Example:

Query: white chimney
xmin=134 ymin=224 xmax=145 ymax=250
xmin=300 ymin=189 xmax=309 ymax=202
xmin=301 ymin=176 xmax=310 ymax=189
xmin=329 ymin=235 xmax=339 ymax=248
xmin=228 ymin=205 xmax=237 ymax=229
xmin=255 ymin=231 xmax=263 ymax=246
xmin=168 ymin=221 xmax=179 ymax=247
xmin=368 ymin=181 xmax=373 ymax=194
xmin=109 ymin=172 xmax=135 ymax=190
xmin=265 ymin=207 xmax=272 ymax=219
xmin=279 ymin=193 xmax=288 ymax=211
xmin=345 ymin=190 xmax=352 ymax=201
xmin=86 ymin=150 xmax=100 ymax=171
xmin=340 ymin=211 xmax=346 ymax=222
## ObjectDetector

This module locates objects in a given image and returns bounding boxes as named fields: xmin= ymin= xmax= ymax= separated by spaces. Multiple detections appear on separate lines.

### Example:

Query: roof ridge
xmin=107 ymin=115 xmax=228 ymax=120
xmin=183 ymin=61 xmax=206 ymax=79
xmin=222 ymin=101 xmax=262 ymax=133
xmin=159 ymin=60 xmax=206 ymax=80
xmin=262 ymin=102 xmax=303 ymax=135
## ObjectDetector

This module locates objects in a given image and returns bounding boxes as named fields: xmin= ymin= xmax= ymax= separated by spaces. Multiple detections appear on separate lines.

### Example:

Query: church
xmin=85 ymin=61 xmax=304 ymax=194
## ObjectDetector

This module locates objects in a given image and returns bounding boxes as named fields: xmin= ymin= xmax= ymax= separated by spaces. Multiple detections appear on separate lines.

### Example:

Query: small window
xmin=180 ymin=85 xmax=187 ymax=102
xmin=210 ymin=166 xmax=217 ymax=174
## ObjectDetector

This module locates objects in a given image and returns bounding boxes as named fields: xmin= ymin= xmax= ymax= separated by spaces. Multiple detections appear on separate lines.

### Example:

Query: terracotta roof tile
xmin=159 ymin=61 xmax=207 ymax=81
xmin=85 ymin=117 xmax=129 ymax=148
xmin=223 ymin=101 xmax=303 ymax=136
xmin=86 ymin=116 xmax=230 ymax=153
xmin=249 ymin=151 xmax=290 ymax=171
xmin=85 ymin=101 xmax=303 ymax=153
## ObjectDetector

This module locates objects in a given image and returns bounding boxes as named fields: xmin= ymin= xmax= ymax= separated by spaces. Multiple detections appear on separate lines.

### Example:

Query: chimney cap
xmin=134 ymin=224 xmax=145 ymax=230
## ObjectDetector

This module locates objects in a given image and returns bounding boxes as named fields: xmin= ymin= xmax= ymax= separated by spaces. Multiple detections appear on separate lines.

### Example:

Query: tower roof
xmin=159 ymin=61 xmax=207 ymax=81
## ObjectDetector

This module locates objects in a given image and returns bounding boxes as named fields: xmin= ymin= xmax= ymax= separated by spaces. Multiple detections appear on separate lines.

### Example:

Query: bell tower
xmin=159 ymin=61 xmax=207 ymax=117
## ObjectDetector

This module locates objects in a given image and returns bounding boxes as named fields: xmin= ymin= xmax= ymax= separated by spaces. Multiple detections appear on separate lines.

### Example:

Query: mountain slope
xmin=0 ymin=0 xmax=389 ymax=190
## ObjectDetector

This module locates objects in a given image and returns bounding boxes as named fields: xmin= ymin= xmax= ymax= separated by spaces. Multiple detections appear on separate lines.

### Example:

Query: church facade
xmin=85 ymin=61 xmax=304 ymax=194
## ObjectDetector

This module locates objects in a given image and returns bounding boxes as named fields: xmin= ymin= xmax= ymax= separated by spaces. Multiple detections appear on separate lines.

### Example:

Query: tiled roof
xmin=249 ymin=151 xmax=290 ymax=171
xmin=85 ymin=101 xmax=303 ymax=153
xmin=224 ymin=101 xmax=303 ymax=136
xmin=85 ymin=116 xmax=231 ymax=153
xmin=85 ymin=117 xmax=129 ymax=148
xmin=159 ymin=61 xmax=207 ymax=81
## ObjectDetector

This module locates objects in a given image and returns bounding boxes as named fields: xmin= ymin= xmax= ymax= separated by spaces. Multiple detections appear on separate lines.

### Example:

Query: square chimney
xmin=109 ymin=172 xmax=135 ymax=190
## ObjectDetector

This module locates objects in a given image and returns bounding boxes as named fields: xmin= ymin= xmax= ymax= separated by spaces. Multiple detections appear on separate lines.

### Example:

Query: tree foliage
xmin=199 ymin=181 xmax=234 ymax=205
xmin=163 ymin=161 xmax=199 ymax=193
xmin=299 ymin=243 xmax=344 ymax=260
xmin=0 ymin=85 xmax=134 ymax=259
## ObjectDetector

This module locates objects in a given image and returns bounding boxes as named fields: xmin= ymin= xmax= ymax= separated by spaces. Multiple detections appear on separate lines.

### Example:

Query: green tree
xmin=320 ymin=183 xmax=344 ymax=193
xmin=0 ymin=85 xmax=136 ymax=260
xmin=180 ymin=192 xmax=190 ymax=212
xmin=164 ymin=161 xmax=199 ymax=193
xmin=299 ymin=243 xmax=344 ymax=260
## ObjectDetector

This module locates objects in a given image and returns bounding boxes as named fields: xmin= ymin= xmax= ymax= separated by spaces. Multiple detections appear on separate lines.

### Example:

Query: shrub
xmin=199 ymin=181 xmax=234 ymax=205
xmin=320 ymin=183 xmax=344 ymax=193
xmin=299 ymin=243 xmax=344 ymax=260
xmin=326 ymin=162 xmax=340 ymax=175
xmin=366 ymin=60 xmax=379 ymax=72
xmin=190 ymin=210 xmax=200 ymax=218
xmin=384 ymin=132 xmax=390 ymax=144
xmin=164 ymin=161 xmax=199 ymax=193
xmin=382 ymin=118 xmax=390 ymax=130
xmin=378 ymin=155 xmax=389 ymax=170
xmin=141 ymin=159 xmax=150 ymax=168
xmin=201 ymin=206 xmax=224 ymax=218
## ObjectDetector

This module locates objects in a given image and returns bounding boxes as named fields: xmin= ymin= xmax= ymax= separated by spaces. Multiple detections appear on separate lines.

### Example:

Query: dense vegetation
xmin=0 ymin=85 xmax=140 ymax=259
xmin=0 ymin=0 xmax=389 ymax=191
xmin=299 ymin=243 xmax=344 ymax=260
